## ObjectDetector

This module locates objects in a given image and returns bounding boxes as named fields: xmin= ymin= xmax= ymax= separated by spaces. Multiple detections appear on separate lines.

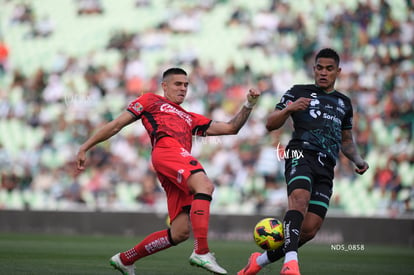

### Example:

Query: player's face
xmin=162 ymin=74 xmax=189 ymax=105
xmin=313 ymin=57 xmax=341 ymax=92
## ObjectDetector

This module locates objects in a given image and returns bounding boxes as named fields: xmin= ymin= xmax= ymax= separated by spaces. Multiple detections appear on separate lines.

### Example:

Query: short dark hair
xmin=162 ymin=68 xmax=187 ymax=80
xmin=315 ymin=48 xmax=340 ymax=66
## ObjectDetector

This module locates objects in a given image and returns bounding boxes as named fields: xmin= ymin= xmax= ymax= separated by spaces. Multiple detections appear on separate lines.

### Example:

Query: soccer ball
xmin=253 ymin=218 xmax=284 ymax=250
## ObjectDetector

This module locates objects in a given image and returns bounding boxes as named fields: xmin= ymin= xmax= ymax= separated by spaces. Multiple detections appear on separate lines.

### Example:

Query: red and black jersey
xmin=127 ymin=93 xmax=212 ymax=151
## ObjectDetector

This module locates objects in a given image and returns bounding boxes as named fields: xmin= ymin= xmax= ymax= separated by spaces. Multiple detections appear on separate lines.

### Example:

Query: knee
xmin=204 ymin=181 xmax=215 ymax=195
xmin=288 ymin=191 xmax=310 ymax=214
xmin=172 ymin=227 xmax=191 ymax=244
xmin=300 ymin=226 xmax=319 ymax=243
xmin=199 ymin=178 xmax=215 ymax=195
xmin=188 ymin=173 xmax=215 ymax=195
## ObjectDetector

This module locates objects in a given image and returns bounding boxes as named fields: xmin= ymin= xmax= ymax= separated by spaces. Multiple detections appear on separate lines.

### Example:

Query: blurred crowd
xmin=0 ymin=0 xmax=413 ymax=217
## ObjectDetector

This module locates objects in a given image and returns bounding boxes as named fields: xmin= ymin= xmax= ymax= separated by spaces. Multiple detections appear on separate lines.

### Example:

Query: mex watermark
xmin=193 ymin=135 xmax=223 ymax=146
xmin=192 ymin=126 xmax=223 ymax=146
xmin=275 ymin=142 xmax=304 ymax=161
xmin=64 ymin=93 xmax=94 ymax=107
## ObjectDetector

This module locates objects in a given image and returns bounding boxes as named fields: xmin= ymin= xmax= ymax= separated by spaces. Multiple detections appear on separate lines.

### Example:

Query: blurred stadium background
xmin=0 ymin=0 xmax=413 ymax=221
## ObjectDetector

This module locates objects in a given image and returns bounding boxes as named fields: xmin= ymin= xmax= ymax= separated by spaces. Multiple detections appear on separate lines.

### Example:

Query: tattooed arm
xmin=341 ymin=129 xmax=369 ymax=175
xmin=206 ymin=88 xmax=260 ymax=136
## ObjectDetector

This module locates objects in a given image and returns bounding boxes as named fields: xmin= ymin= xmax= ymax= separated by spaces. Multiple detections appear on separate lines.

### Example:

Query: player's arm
xmin=206 ymin=88 xmax=260 ymax=135
xmin=266 ymin=97 xmax=311 ymax=131
xmin=341 ymin=129 xmax=369 ymax=175
xmin=77 ymin=111 xmax=136 ymax=170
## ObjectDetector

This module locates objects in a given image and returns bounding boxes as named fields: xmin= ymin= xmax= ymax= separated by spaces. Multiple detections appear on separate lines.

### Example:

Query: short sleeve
xmin=127 ymin=95 xmax=146 ymax=119
xmin=275 ymin=87 xmax=297 ymax=110
xmin=342 ymin=102 xmax=353 ymax=130
xmin=190 ymin=113 xmax=212 ymax=136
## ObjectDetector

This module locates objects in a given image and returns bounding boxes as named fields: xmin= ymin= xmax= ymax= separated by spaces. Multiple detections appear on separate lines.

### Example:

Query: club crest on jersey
xmin=338 ymin=98 xmax=345 ymax=108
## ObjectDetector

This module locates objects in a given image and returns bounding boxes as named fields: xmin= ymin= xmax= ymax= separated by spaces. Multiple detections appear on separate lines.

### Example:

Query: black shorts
xmin=284 ymin=149 xmax=335 ymax=218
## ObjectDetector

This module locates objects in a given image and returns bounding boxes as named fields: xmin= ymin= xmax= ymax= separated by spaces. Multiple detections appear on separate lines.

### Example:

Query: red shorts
xmin=151 ymin=137 xmax=205 ymax=222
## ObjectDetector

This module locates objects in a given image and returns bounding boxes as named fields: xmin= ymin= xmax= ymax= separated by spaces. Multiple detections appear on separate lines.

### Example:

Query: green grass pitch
xmin=0 ymin=233 xmax=413 ymax=274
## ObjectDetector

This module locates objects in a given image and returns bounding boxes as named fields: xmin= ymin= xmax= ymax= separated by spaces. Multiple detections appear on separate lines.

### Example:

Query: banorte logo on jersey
xmin=160 ymin=103 xmax=192 ymax=126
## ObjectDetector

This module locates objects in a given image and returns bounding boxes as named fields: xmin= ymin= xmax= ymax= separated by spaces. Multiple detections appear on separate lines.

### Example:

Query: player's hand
xmin=287 ymin=97 xmax=312 ymax=112
xmin=355 ymin=161 xmax=369 ymax=175
xmin=245 ymin=88 xmax=261 ymax=108
xmin=76 ymin=150 xmax=87 ymax=171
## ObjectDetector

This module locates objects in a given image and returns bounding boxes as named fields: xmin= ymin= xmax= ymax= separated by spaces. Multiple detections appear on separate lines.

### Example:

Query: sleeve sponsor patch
xmin=129 ymin=101 xmax=144 ymax=115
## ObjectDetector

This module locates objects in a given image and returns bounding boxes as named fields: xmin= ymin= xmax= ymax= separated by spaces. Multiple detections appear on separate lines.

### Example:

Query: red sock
xmin=191 ymin=193 xmax=212 ymax=254
xmin=120 ymin=229 xmax=172 ymax=265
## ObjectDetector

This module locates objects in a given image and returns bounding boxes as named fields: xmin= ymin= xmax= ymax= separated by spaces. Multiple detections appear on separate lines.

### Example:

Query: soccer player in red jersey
xmin=76 ymin=67 xmax=261 ymax=275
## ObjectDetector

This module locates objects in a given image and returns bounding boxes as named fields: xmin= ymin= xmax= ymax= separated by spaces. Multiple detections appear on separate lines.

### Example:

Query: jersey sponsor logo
xmin=308 ymin=108 xmax=342 ymax=125
xmin=308 ymin=98 xmax=321 ymax=118
xmin=322 ymin=113 xmax=342 ymax=125
xmin=310 ymin=99 xmax=320 ymax=106
xmin=310 ymin=92 xmax=317 ymax=98
xmin=310 ymin=109 xmax=322 ymax=118
xmin=160 ymin=103 xmax=192 ymax=126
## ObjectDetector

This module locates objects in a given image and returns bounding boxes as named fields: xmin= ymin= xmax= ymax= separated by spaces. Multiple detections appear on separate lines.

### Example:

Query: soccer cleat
xmin=189 ymin=250 xmax=228 ymax=274
xmin=109 ymin=253 xmax=136 ymax=275
xmin=237 ymin=252 xmax=262 ymax=275
xmin=280 ymin=260 xmax=300 ymax=275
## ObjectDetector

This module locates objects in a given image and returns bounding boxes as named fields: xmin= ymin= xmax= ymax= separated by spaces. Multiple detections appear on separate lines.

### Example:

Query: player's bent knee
xmin=171 ymin=228 xmax=191 ymax=244
xmin=300 ymin=222 xmax=321 ymax=243
xmin=288 ymin=191 xmax=310 ymax=214
xmin=188 ymin=172 xmax=215 ymax=195
xmin=175 ymin=231 xmax=190 ymax=243
xmin=300 ymin=229 xmax=317 ymax=242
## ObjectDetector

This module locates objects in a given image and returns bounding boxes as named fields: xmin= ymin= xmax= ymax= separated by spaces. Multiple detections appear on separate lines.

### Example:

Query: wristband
xmin=244 ymin=100 xmax=255 ymax=109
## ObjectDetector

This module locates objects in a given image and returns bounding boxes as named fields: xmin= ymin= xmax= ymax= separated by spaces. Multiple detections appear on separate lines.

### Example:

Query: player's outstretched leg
xmin=279 ymin=209 xmax=303 ymax=275
xmin=188 ymin=193 xmax=227 ymax=274
xmin=237 ymin=252 xmax=262 ymax=275
xmin=109 ymin=253 xmax=136 ymax=275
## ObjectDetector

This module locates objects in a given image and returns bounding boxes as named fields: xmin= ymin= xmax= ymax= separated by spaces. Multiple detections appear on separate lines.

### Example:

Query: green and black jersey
xmin=276 ymin=84 xmax=353 ymax=162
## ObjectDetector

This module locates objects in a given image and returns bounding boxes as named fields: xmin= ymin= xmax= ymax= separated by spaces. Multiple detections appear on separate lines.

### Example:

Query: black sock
xmin=267 ymin=246 xmax=285 ymax=262
xmin=267 ymin=234 xmax=308 ymax=262
xmin=282 ymin=210 xmax=304 ymax=253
